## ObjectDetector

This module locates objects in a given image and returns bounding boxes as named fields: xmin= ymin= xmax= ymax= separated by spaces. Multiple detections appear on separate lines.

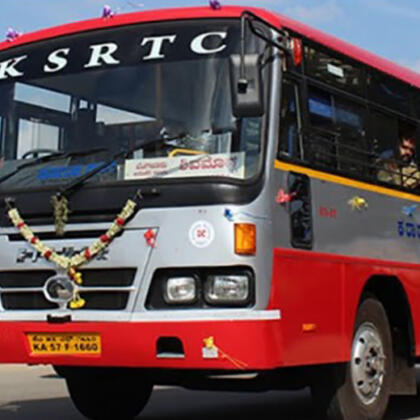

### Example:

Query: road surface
xmin=0 ymin=365 xmax=420 ymax=419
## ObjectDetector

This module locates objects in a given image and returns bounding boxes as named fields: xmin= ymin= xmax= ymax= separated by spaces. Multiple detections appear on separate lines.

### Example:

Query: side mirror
xmin=229 ymin=54 xmax=264 ymax=118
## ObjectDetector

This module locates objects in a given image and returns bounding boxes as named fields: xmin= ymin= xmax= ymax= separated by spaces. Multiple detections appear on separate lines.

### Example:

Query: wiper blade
xmin=60 ymin=136 xmax=182 ymax=198
xmin=0 ymin=147 xmax=109 ymax=186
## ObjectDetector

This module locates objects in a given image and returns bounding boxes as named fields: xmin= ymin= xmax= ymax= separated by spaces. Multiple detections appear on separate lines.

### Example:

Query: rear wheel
xmin=312 ymin=298 xmax=393 ymax=420
xmin=66 ymin=368 xmax=153 ymax=420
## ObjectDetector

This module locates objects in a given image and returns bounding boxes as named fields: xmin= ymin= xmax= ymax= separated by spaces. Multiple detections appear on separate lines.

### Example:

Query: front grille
xmin=0 ymin=269 xmax=136 ymax=311
xmin=0 ymin=271 xmax=54 ymax=288
xmin=2 ymin=293 xmax=56 ymax=310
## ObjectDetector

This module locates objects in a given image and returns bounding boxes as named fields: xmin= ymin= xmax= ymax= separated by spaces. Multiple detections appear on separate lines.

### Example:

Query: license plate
xmin=27 ymin=333 xmax=101 ymax=355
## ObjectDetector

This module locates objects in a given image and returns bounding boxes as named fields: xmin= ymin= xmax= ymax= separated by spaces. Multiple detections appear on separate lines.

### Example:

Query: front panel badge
xmin=43 ymin=274 xmax=75 ymax=308
xmin=189 ymin=220 xmax=215 ymax=248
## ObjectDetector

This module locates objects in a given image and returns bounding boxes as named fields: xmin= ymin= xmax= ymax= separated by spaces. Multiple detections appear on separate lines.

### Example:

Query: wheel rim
xmin=351 ymin=322 xmax=386 ymax=406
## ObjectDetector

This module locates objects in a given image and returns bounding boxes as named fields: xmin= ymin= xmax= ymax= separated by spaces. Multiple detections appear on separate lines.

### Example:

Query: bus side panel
xmin=397 ymin=270 xmax=420 ymax=357
xmin=270 ymin=248 xmax=346 ymax=366
xmin=269 ymin=248 xmax=420 ymax=367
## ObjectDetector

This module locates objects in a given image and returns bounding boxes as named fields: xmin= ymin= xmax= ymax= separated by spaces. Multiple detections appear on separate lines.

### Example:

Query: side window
xmin=305 ymin=86 xmax=369 ymax=176
xmin=413 ymin=89 xmax=420 ymax=120
xmin=308 ymin=86 xmax=365 ymax=132
xmin=369 ymin=72 xmax=412 ymax=116
xmin=278 ymin=80 xmax=301 ymax=159
xmin=372 ymin=112 xmax=419 ymax=188
xmin=304 ymin=45 xmax=364 ymax=95
xmin=289 ymin=172 xmax=313 ymax=249
xmin=371 ymin=112 xmax=398 ymax=160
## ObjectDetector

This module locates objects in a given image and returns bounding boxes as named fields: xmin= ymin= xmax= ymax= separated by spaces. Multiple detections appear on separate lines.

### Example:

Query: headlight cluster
xmin=204 ymin=275 xmax=250 ymax=304
xmin=164 ymin=277 xmax=197 ymax=304
xmin=147 ymin=268 xmax=254 ymax=309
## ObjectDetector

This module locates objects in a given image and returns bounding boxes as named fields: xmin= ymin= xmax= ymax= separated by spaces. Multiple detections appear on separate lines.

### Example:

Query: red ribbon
xmin=276 ymin=189 xmax=296 ymax=204
xmin=144 ymin=229 xmax=157 ymax=248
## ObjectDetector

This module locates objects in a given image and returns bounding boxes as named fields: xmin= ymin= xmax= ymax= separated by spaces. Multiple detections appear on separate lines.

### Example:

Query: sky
xmin=0 ymin=0 xmax=418 ymax=73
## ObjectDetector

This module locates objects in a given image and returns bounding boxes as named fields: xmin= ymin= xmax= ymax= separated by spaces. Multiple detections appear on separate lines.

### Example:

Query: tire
xmin=66 ymin=368 xmax=153 ymax=420
xmin=311 ymin=298 xmax=393 ymax=420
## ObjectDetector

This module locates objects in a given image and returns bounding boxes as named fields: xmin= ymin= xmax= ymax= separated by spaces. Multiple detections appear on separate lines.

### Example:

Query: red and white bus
xmin=0 ymin=5 xmax=419 ymax=420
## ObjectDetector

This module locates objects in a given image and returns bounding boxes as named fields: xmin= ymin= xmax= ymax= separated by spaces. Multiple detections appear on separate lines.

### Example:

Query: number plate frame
xmin=26 ymin=333 xmax=101 ymax=355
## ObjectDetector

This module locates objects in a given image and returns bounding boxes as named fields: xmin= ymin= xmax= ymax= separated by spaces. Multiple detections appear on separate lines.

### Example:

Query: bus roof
xmin=0 ymin=5 xmax=418 ymax=89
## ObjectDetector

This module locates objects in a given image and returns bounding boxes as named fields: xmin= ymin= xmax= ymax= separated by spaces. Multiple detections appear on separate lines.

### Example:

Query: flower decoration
xmin=7 ymin=197 xmax=138 ymax=309
xmin=6 ymin=28 xmax=21 ymax=42
xmin=402 ymin=204 xmax=418 ymax=218
xmin=209 ymin=0 xmax=221 ymax=10
xmin=203 ymin=336 xmax=247 ymax=370
xmin=276 ymin=189 xmax=297 ymax=205
xmin=348 ymin=196 xmax=368 ymax=211
xmin=144 ymin=229 xmax=157 ymax=248
xmin=224 ymin=209 xmax=235 ymax=222
xmin=102 ymin=5 xmax=115 ymax=19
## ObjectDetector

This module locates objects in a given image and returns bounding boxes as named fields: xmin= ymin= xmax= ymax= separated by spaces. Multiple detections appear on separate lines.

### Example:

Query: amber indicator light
xmin=234 ymin=223 xmax=256 ymax=255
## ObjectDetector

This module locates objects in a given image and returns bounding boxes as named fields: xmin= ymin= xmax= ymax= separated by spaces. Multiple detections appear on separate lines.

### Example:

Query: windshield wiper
xmin=59 ymin=135 xmax=183 ymax=198
xmin=0 ymin=147 xmax=108 ymax=186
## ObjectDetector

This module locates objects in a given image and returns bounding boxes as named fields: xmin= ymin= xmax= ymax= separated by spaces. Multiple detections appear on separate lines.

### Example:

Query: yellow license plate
xmin=27 ymin=333 xmax=101 ymax=355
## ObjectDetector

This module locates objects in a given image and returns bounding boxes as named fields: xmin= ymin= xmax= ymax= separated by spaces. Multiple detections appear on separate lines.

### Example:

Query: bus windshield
xmin=0 ymin=20 xmax=265 ymax=191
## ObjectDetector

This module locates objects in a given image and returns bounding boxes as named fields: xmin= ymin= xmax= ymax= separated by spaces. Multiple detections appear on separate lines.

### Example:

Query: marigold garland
xmin=7 ymin=198 xmax=138 ymax=309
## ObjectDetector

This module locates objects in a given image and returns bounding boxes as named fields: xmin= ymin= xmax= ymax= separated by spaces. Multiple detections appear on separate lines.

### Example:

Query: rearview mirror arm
xmin=239 ymin=10 xmax=291 ymax=93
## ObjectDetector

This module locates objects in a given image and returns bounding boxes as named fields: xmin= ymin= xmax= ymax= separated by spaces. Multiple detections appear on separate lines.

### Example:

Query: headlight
xmin=205 ymin=274 xmax=250 ymax=304
xmin=164 ymin=277 xmax=197 ymax=304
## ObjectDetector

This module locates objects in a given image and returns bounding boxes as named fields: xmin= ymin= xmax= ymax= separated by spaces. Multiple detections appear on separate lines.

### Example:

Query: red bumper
xmin=0 ymin=319 xmax=283 ymax=370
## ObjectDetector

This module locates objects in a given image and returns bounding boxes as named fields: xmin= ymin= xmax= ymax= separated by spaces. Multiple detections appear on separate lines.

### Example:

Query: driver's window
xmin=278 ymin=79 xmax=301 ymax=160
xmin=17 ymin=120 xmax=60 ymax=159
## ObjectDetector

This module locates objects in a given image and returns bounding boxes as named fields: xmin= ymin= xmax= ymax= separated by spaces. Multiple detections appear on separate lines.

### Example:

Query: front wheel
xmin=66 ymin=368 xmax=153 ymax=420
xmin=312 ymin=298 xmax=393 ymax=420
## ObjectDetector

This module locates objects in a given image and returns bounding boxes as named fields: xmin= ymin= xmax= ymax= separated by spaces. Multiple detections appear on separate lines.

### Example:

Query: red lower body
xmin=0 ymin=319 xmax=284 ymax=370
xmin=2 ymin=248 xmax=419 ymax=370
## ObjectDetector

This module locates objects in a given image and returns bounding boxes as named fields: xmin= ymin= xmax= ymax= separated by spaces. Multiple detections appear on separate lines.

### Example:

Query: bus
xmin=0 ymin=4 xmax=418 ymax=420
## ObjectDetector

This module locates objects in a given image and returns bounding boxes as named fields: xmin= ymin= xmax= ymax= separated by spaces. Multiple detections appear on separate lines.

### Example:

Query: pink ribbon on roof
xmin=6 ymin=28 xmax=21 ymax=42
xmin=102 ymin=5 xmax=115 ymax=19
xmin=209 ymin=0 xmax=221 ymax=10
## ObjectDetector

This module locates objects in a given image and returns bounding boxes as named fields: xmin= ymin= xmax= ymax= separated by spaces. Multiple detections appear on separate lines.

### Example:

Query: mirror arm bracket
xmin=239 ymin=10 xmax=291 ymax=93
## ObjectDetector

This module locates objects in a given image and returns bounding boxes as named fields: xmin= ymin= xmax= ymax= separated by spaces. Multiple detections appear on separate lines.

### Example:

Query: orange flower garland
xmin=7 ymin=198 xmax=137 ymax=309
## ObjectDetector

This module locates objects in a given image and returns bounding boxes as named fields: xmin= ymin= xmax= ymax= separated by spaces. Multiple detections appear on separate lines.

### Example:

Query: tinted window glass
xmin=305 ymin=86 xmax=369 ymax=176
xmin=369 ymin=72 xmax=411 ymax=115
xmin=411 ymin=89 xmax=420 ymax=120
xmin=0 ymin=20 xmax=267 ymax=191
xmin=305 ymin=45 xmax=364 ymax=94
xmin=308 ymin=87 xmax=364 ymax=132
xmin=371 ymin=112 xmax=398 ymax=160
xmin=279 ymin=80 xmax=301 ymax=159
xmin=289 ymin=172 xmax=312 ymax=249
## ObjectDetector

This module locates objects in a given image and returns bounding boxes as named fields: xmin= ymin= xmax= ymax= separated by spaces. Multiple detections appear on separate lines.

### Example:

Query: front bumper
xmin=0 ymin=312 xmax=283 ymax=370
